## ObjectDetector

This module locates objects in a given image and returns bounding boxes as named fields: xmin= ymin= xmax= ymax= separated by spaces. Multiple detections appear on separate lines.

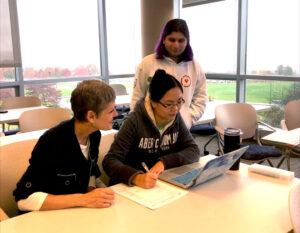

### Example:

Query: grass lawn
xmin=207 ymin=80 xmax=295 ymax=104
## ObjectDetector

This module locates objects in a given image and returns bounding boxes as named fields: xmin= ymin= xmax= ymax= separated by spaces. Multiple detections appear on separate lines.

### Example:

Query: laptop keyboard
xmin=172 ymin=168 xmax=201 ymax=185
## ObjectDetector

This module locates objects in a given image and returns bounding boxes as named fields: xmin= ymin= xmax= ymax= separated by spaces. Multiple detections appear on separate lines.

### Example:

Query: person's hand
xmin=81 ymin=188 xmax=115 ymax=208
xmin=149 ymin=161 xmax=165 ymax=175
xmin=133 ymin=172 xmax=158 ymax=189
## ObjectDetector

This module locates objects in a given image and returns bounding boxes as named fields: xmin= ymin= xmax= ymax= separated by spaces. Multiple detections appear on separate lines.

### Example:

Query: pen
xmin=141 ymin=162 xmax=150 ymax=172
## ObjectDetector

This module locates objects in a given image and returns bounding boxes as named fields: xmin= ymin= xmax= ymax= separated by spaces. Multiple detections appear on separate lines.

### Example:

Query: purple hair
xmin=155 ymin=18 xmax=193 ymax=62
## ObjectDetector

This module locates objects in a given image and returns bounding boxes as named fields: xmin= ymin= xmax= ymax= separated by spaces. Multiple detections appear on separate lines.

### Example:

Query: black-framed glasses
xmin=158 ymin=98 xmax=185 ymax=110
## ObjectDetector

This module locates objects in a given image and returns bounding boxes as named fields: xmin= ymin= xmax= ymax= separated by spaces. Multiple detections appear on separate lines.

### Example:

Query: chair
xmin=1 ymin=96 xmax=42 ymax=132
xmin=190 ymin=124 xmax=217 ymax=155
xmin=98 ymin=130 xmax=118 ymax=185
xmin=279 ymin=99 xmax=300 ymax=170
xmin=110 ymin=84 xmax=130 ymax=130
xmin=214 ymin=103 xmax=282 ymax=165
xmin=110 ymin=84 xmax=128 ymax=96
xmin=289 ymin=183 xmax=300 ymax=233
xmin=19 ymin=108 xmax=72 ymax=133
xmin=281 ymin=99 xmax=300 ymax=130
xmin=0 ymin=139 xmax=38 ymax=217
xmin=0 ymin=208 xmax=9 ymax=221
xmin=1 ymin=96 xmax=41 ymax=110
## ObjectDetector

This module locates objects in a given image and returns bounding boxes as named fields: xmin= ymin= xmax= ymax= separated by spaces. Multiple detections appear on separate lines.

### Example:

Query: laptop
xmin=159 ymin=146 xmax=249 ymax=189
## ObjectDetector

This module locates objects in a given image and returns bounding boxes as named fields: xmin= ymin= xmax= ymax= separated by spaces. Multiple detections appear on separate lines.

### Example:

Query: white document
xmin=111 ymin=181 xmax=188 ymax=210
xmin=262 ymin=128 xmax=300 ymax=146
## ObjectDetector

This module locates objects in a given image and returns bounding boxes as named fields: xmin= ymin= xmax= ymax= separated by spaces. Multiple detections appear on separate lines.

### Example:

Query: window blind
xmin=0 ymin=0 xmax=21 ymax=67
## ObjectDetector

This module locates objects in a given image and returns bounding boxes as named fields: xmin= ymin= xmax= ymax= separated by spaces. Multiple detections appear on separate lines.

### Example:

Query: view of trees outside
xmin=0 ymin=66 xmax=97 ymax=106
xmin=0 ymin=68 xmax=16 ymax=99
xmin=22 ymin=65 xmax=100 ymax=79
xmin=0 ymin=68 xmax=15 ymax=82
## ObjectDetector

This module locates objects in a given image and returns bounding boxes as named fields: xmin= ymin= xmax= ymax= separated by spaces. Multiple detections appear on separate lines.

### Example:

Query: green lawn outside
xmin=207 ymin=81 xmax=236 ymax=101
xmin=207 ymin=80 xmax=295 ymax=104
xmin=57 ymin=82 xmax=78 ymax=97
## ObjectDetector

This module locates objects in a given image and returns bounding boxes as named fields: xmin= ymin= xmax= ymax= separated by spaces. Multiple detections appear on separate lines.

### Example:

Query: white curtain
xmin=0 ymin=0 xmax=21 ymax=67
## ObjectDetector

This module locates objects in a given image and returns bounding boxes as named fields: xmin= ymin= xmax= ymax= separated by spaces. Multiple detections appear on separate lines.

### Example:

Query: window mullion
xmin=236 ymin=0 xmax=248 ymax=103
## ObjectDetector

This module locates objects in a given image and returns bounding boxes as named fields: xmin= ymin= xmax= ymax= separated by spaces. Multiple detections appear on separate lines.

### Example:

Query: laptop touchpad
xmin=172 ymin=165 xmax=196 ymax=175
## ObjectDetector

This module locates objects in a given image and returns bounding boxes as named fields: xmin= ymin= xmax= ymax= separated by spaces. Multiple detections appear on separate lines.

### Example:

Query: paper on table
xmin=111 ymin=180 xmax=188 ymax=210
xmin=262 ymin=128 xmax=300 ymax=146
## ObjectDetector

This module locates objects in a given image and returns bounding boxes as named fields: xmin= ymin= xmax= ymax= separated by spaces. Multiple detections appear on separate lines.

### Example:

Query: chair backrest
xmin=284 ymin=99 xmax=300 ymax=130
xmin=0 ymin=207 xmax=9 ymax=221
xmin=215 ymin=103 xmax=257 ymax=139
xmin=1 ymin=96 xmax=41 ymax=110
xmin=110 ymin=84 xmax=128 ymax=96
xmin=19 ymin=108 xmax=72 ymax=133
xmin=0 ymin=139 xmax=38 ymax=217
xmin=98 ymin=130 xmax=117 ymax=185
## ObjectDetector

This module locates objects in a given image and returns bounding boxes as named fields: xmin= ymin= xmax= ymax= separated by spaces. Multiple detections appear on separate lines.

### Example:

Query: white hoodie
xmin=131 ymin=54 xmax=207 ymax=128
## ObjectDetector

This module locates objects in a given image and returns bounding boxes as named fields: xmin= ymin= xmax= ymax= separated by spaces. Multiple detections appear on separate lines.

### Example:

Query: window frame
xmin=1 ymin=0 xmax=299 ymax=103
xmin=182 ymin=0 xmax=300 ymax=103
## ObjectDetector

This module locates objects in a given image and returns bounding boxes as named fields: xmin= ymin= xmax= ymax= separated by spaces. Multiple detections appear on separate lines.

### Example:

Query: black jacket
xmin=13 ymin=118 xmax=101 ymax=202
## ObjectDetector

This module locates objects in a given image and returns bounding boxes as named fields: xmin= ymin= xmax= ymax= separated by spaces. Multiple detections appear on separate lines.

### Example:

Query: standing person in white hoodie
xmin=131 ymin=18 xmax=207 ymax=129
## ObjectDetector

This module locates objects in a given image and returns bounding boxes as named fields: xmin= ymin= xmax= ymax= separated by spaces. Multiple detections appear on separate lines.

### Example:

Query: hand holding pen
xmin=132 ymin=162 xmax=159 ymax=189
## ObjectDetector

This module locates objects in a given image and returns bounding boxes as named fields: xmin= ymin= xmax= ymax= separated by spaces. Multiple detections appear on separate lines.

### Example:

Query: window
xmin=17 ymin=0 xmax=101 ymax=80
xmin=109 ymin=77 xmax=134 ymax=96
xmin=207 ymin=80 xmax=236 ymax=101
xmin=181 ymin=0 xmax=238 ymax=73
xmin=246 ymin=80 xmax=300 ymax=127
xmin=25 ymin=81 xmax=79 ymax=107
xmin=105 ymin=0 xmax=141 ymax=75
xmin=246 ymin=80 xmax=300 ymax=104
xmin=0 ymin=87 xmax=15 ymax=99
xmin=247 ymin=0 xmax=300 ymax=76
xmin=0 ymin=68 xmax=16 ymax=82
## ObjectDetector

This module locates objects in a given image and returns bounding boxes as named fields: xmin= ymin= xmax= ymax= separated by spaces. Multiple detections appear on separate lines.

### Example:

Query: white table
xmin=0 ymin=161 xmax=297 ymax=233
xmin=262 ymin=128 xmax=300 ymax=170
xmin=196 ymin=101 xmax=271 ymax=125
xmin=0 ymin=106 xmax=46 ymax=125
xmin=262 ymin=128 xmax=300 ymax=148
xmin=0 ymin=128 xmax=117 ymax=147
xmin=115 ymin=94 xmax=131 ymax=106
xmin=0 ymin=129 xmax=46 ymax=146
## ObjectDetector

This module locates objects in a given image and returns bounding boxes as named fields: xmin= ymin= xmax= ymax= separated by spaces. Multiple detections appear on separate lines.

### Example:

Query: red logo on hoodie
xmin=181 ymin=75 xmax=191 ymax=87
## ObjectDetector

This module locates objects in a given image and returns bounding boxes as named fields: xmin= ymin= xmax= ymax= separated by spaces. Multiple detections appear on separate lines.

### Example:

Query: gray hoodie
xmin=103 ymin=97 xmax=200 ymax=186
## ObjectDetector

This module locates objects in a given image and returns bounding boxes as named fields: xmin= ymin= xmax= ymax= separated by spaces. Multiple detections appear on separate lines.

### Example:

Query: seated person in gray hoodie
xmin=103 ymin=69 xmax=200 ymax=189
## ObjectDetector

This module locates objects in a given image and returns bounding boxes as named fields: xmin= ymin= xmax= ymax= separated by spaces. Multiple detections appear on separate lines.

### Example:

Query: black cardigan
xmin=13 ymin=118 xmax=101 ymax=202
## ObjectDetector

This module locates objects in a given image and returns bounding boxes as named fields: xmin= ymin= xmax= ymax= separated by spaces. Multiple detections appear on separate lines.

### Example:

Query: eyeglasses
xmin=158 ymin=98 xmax=185 ymax=110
